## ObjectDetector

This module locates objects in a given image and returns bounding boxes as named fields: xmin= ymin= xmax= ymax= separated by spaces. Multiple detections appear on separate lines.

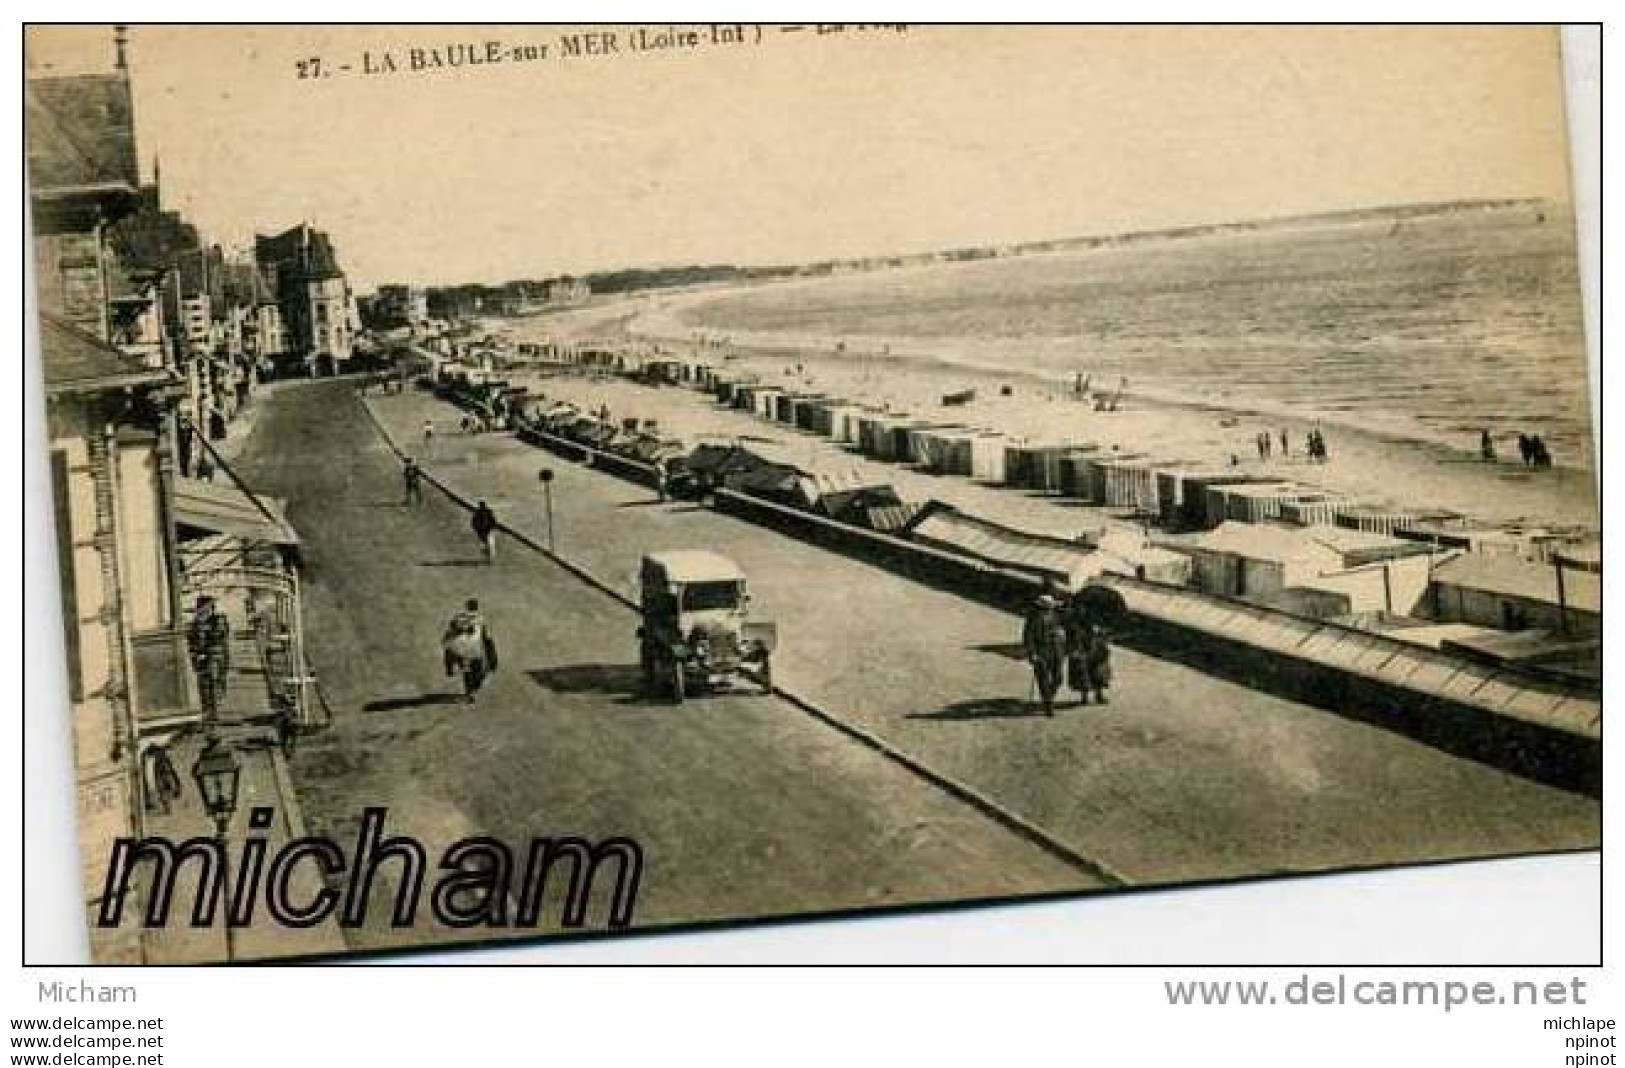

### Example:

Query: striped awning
xmin=173 ymin=477 xmax=299 ymax=547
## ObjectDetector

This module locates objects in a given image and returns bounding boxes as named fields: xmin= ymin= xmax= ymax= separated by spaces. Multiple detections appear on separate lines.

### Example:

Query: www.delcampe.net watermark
xmin=95 ymin=807 xmax=643 ymax=933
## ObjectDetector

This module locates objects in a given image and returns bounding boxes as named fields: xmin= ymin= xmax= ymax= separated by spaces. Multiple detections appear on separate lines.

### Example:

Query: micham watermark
xmin=95 ymin=807 xmax=643 ymax=932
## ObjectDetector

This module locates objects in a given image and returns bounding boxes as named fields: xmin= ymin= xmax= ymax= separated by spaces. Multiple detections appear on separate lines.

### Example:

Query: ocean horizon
xmin=667 ymin=201 xmax=1593 ymax=468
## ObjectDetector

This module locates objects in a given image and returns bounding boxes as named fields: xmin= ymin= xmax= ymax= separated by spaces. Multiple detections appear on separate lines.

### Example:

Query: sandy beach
xmin=484 ymin=289 xmax=1599 ymax=536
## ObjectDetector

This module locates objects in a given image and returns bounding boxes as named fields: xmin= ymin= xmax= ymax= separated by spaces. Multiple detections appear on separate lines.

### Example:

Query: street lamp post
xmin=538 ymin=467 xmax=556 ymax=553
xmin=191 ymin=734 xmax=242 ymax=963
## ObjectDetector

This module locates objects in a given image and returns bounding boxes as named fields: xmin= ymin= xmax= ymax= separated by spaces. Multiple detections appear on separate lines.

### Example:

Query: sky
xmin=26 ymin=24 xmax=1576 ymax=291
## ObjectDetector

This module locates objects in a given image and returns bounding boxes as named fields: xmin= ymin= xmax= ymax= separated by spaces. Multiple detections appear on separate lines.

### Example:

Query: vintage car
xmin=637 ymin=550 xmax=776 ymax=702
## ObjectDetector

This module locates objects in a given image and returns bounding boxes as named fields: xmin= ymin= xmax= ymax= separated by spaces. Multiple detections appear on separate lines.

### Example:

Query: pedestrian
xmin=1531 ymin=435 xmax=1552 ymax=469
xmin=460 ymin=414 xmax=473 ymax=435
xmin=471 ymin=500 xmax=499 ymax=563
xmin=1255 ymin=433 xmax=1266 ymax=461
xmin=1068 ymin=621 xmax=1113 ymax=706
xmin=442 ymin=598 xmax=498 ymax=703
xmin=1021 ymin=589 xmax=1069 ymax=717
xmin=186 ymin=595 xmax=232 ymax=718
xmin=1517 ymin=433 xmax=1534 ymax=467
xmin=1279 ymin=429 xmax=1290 ymax=457
xmin=402 ymin=457 xmax=424 ymax=506
xmin=1480 ymin=429 xmax=1497 ymax=461
xmin=195 ymin=451 xmax=216 ymax=483
xmin=654 ymin=456 xmax=670 ymax=502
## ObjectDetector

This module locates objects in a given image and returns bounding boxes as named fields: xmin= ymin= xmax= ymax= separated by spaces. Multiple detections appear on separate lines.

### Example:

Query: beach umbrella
xmin=1071 ymin=583 xmax=1128 ymax=627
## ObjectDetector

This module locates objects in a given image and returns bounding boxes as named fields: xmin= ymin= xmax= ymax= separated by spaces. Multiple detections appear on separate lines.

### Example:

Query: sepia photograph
xmin=23 ymin=23 xmax=1599 ymax=966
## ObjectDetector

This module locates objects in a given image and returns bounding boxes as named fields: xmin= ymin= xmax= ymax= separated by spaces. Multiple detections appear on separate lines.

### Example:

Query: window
xmin=681 ymin=581 xmax=742 ymax=612
xmin=50 ymin=450 xmax=83 ymax=702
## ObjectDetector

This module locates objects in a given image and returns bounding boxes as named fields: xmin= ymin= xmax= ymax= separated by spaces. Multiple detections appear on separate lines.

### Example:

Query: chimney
xmin=113 ymin=25 xmax=129 ymax=71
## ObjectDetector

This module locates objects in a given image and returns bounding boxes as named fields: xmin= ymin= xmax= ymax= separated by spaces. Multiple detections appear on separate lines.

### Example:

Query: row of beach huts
xmin=476 ymin=345 xmax=1603 ymax=667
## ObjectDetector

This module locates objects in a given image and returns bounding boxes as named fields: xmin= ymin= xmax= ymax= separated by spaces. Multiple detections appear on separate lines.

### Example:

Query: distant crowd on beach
xmin=1252 ymin=427 xmax=1329 ymax=464
xmin=1480 ymin=429 xmax=1554 ymax=469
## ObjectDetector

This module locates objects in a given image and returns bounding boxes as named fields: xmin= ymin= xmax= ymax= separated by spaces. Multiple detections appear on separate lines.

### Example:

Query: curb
xmin=358 ymin=392 xmax=1130 ymax=886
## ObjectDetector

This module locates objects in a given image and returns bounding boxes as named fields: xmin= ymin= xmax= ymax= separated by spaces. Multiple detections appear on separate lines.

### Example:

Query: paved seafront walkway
xmin=364 ymin=385 xmax=1598 ymax=887
xmin=239 ymin=381 xmax=1093 ymax=953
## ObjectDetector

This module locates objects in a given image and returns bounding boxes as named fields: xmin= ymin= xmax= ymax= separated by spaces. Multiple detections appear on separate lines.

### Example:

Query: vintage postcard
xmin=25 ymin=24 xmax=1597 ymax=963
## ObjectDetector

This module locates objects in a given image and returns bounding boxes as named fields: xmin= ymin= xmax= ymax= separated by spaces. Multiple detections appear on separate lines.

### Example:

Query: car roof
xmin=643 ymin=550 xmax=746 ymax=583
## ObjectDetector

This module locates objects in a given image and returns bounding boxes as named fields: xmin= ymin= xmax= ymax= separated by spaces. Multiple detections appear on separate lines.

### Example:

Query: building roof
xmin=906 ymin=501 xmax=1103 ymax=585
xmin=173 ymin=477 xmax=299 ymax=547
xmin=25 ymin=72 xmax=139 ymax=194
xmin=40 ymin=313 xmax=171 ymax=396
xmin=1301 ymin=525 xmax=1433 ymax=563
xmin=255 ymin=223 xmax=345 ymax=282
xmin=110 ymin=205 xmax=201 ymax=272
xmin=1186 ymin=521 xmax=1339 ymax=566
xmin=1431 ymin=553 xmax=1602 ymax=614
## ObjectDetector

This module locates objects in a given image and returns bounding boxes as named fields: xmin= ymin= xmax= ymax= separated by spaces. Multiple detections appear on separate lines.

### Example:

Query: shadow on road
xmin=528 ymin=663 xmax=650 ymax=703
xmin=967 ymin=642 xmax=1028 ymax=662
xmin=362 ymin=692 xmax=464 ymax=712
xmin=906 ymin=696 xmax=1048 ymax=721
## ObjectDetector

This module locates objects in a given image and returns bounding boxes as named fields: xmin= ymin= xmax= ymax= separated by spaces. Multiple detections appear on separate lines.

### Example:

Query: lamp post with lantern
xmin=191 ymin=733 xmax=242 ymax=962
xmin=538 ymin=467 xmax=556 ymax=552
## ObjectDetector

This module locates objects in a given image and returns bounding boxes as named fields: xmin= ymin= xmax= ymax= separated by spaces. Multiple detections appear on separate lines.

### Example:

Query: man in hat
xmin=442 ymin=598 xmax=498 ymax=703
xmin=402 ymin=457 xmax=424 ymax=506
xmin=186 ymin=595 xmax=232 ymax=718
xmin=1021 ymin=586 xmax=1069 ymax=716
xmin=471 ymin=500 xmax=499 ymax=564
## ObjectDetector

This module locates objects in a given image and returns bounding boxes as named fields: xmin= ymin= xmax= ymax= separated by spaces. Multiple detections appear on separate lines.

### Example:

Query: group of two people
xmin=401 ymin=457 xmax=501 ymax=564
xmin=1021 ymin=582 xmax=1112 ymax=716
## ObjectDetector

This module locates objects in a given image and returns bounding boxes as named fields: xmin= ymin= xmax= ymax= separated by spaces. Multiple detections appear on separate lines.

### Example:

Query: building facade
xmin=29 ymin=45 xmax=194 ymax=962
xmin=255 ymin=223 xmax=355 ymax=375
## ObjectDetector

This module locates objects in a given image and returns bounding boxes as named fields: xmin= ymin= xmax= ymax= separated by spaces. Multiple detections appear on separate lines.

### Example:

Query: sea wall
xmin=512 ymin=417 xmax=1601 ymax=793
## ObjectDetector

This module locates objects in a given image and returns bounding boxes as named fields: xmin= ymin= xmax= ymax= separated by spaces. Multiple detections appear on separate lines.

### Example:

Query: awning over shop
xmin=173 ymin=476 xmax=299 ymax=547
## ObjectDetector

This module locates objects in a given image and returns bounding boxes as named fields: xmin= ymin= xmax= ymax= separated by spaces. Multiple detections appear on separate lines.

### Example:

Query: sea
xmin=674 ymin=203 xmax=1594 ymax=467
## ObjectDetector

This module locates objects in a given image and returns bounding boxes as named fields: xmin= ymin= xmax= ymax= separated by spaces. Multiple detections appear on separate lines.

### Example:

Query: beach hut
xmin=822 ymin=403 xmax=865 ymax=444
xmin=1174 ymin=473 xmax=1277 ymax=531
xmin=1277 ymin=493 xmax=1349 ymax=527
xmin=826 ymin=405 xmax=863 ymax=445
xmin=1152 ymin=465 xmax=1227 ymax=526
xmin=788 ymin=394 xmax=828 ymax=432
xmin=1206 ymin=481 xmax=1330 ymax=526
xmin=856 ymin=413 xmax=891 ymax=457
xmin=1097 ymin=455 xmax=1176 ymax=513
xmin=751 ymin=387 xmax=784 ymax=421
xmin=804 ymin=399 xmax=841 ymax=437
xmin=1333 ymin=504 xmax=1457 ymax=537
xmin=908 ymin=425 xmax=971 ymax=472
xmin=1003 ymin=443 xmax=1079 ymax=492
xmin=932 ymin=429 xmax=979 ymax=476
xmin=879 ymin=420 xmax=926 ymax=463
xmin=969 ymin=433 xmax=1011 ymax=484
xmin=1069 ymin=452 xmax=1139 ymax=504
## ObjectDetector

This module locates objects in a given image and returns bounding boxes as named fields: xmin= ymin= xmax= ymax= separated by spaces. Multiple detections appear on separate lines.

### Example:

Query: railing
xmin=182 ymin=563 xmax=321 ymax=730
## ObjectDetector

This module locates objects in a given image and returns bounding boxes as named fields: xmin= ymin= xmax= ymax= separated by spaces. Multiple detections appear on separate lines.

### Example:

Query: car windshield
xmin=682 ymin=580 xmax=741 ymax=612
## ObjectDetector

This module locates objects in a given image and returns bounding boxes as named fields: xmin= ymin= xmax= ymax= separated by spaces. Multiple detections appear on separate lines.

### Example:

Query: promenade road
xmin=365 ymin=384 xmax=1599 ymax=887
xmin=232 ymin=380 xmax=1094 ymax=953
